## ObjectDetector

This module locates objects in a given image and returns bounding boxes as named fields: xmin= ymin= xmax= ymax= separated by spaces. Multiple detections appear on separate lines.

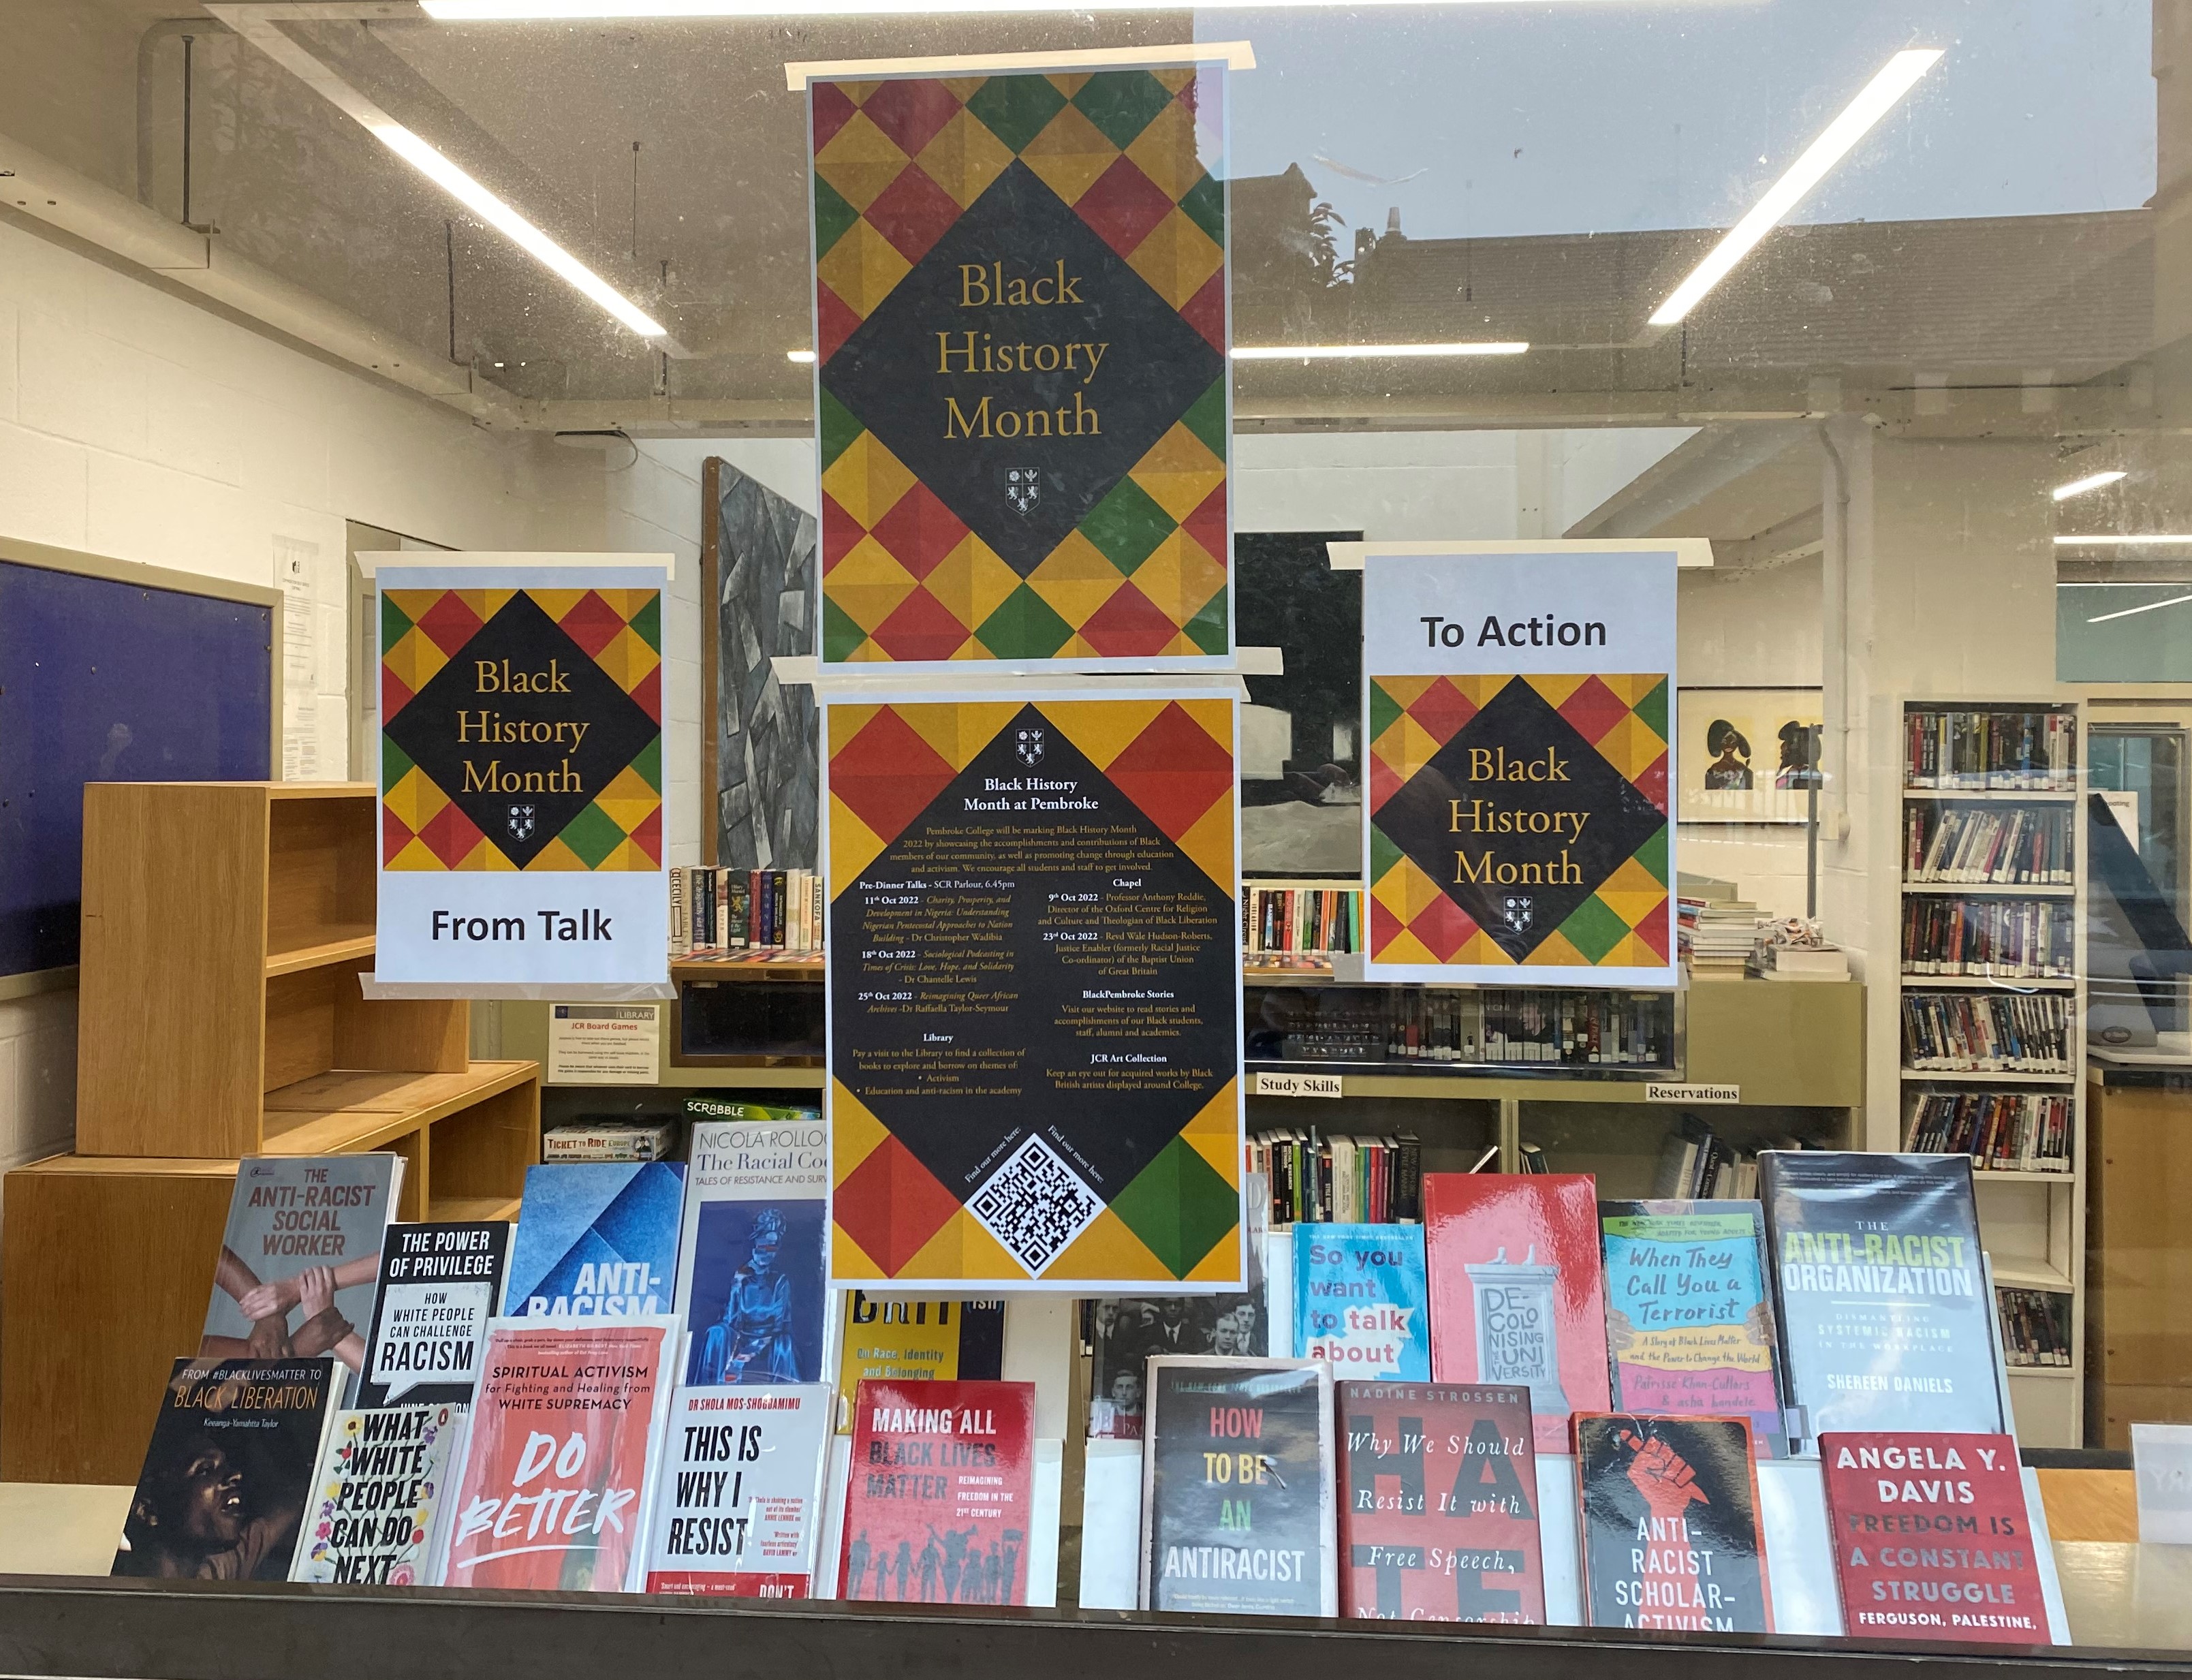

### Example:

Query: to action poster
xmin=808 ymin=63 xmax=1231 ymax=667
xmin=1360 ymin=543 xmax=1680 ymax=985
xmin=377 ymin=559 xmax=669 ymax=990
xmin=825 ymin=691 xmax=1242 ymax=1290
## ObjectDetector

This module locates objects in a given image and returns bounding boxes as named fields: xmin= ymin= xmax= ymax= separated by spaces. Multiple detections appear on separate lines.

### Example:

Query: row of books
xmin=1904 ymin=706 xmax=2078 ymax=790
xmin=1247 ymin=1130 xmax=1422 ymax=1224
xmin=1248 ymin=989 xmax=1675 ymax=1068
xmin=1997 ymin=1286 xmax=2073 ymax=1368
xmin=668 ymin=865 xmax=823 ymax=956
xmin=1677 ymin=895 xmax=1763 ymax=978
xmin=1899 ymin=896 xmax=2076 ymax=978
xmin=1650 ymin=1115 xmax=1787 ymax=1200
xmin=1904 ymin=1091 xmax=2073 ymax=1172
xmin=1240 ymin=885 xmax=1361 ymax=956
xmin=1901 ymin=989 xmax=2074 ymax=1072
xmin=1904 ymin=803 xmax=2074 ymax=884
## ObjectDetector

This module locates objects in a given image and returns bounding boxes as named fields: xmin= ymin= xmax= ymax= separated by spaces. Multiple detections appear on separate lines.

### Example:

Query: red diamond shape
xmin=1556 ymin=674 xmax=1629 ymax=745
xmin=1407 ymin=892 xmax=1478 ymax=963
xmin=1103 ymin=700 xmax=1232 ymax=842
xmin=868 ymin=481 xmax=968 ymax=581
xmin=1074 ymin=157 xmax=1174 ymax=259
xmin=817 ymin=285 xmax=862 ymax=361
xmin=628 ymin=803 xmax=663 ymax=866
xmin=556 ymin=590 xmax=627 ymax=659
xmin=1632 ymin=895 xmax=1672 ymax=959
xmin=1634 ymin=749 xmax=1669 ymax=813
xmin=813 ymin=81 xmax=860 ymax=151
xmin=1407 ymin=677 xmax=1479 ymax=747
xmin=1181 ymin=267 xmax=1225 ymax=354
xmin=418 ymin=799 xmax=486 ymax=867
xmin=833 ymin=1134 xmax=960 ymax=1277
xmin=864 ymin=164 xmax=963 ymax=266
xmin=1180 ymin=481 xmax=1227 ymax=570
xmin=821 ymin=492 xmax=866 ymax=574
xmin=381 ymin=803 xmax=416 ymax=865
xmin=415 ymin=591 xmax=486 ymax=656
xmin=1370 ymin=896 xmax=1407 ymax=955
xmin=868 ymin=585 xmax=969 ymax=662
xmin=859 ymin=78 xmax=962 ymax=161
xmin=629 ymin=661 xmax=661 ymax=724
xmin=831 ymin=706 xmax=960 ymax=845
xmin=1077 ymin=580 xmax=1177 ymax=658
xmin=1368 ymin=753 xmax=1405 ymax=813
xmin=381 ymin=665 xmax=415 ymax=723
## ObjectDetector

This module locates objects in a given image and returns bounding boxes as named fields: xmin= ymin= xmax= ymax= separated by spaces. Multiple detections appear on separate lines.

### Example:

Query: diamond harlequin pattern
xmin=1366 ymin=674 xmax=1671 ymax=968
xmin=813 ymin=68 xmax=1229 ymax=664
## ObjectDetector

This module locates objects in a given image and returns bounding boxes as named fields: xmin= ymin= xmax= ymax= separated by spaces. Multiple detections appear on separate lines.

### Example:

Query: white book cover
xmin=290 ymin=1403 xmax=467 ymax=1585
xmin=672 ymin=1113 xmax=829 ymax=1386
xmin=643 ymin=1382 xmax=834 ymax=1598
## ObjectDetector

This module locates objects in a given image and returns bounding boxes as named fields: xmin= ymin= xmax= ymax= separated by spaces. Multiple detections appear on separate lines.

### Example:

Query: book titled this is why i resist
xmin=646 ymin=1383 xmax=834 ymax=1598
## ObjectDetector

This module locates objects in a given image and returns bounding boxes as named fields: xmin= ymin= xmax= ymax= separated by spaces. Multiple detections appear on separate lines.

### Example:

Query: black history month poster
xmin=824 ymin=691 xmax=1242 ymax=1289
xmin=378 ymin=561 xmax=668 ymax=990
xmin=1361 ymin=544 xmax=1682 ymax=986
xmin=808 ymin=62 xmax=1232 ymax=667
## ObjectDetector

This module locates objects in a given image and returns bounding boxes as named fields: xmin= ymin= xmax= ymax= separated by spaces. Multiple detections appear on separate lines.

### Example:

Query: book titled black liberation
xmin=1574 ymin=1414 xmax=1771 ymax=1634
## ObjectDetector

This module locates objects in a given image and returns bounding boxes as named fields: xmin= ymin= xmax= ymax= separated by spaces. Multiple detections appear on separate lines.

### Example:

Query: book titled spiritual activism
xmin=1294 ymin=1225 xmax=1430 ymax=1381
xmin=1424 ymin=1174 xmax=1611 ymax=1453
xmin=1574 ymin=1414 xmax=1772 ymax=1634
xmin=354 ymin=1222 xmax=513 ymax=1408
xmin=1821 ymin=1432 xmax=2052 ymax=1644
xmin=442 ymin=1318 xmax=679 ymax=1592
xmin=1141 ymin=1358 xmax=1338 ymax=1617
xmin=507 ymin=1161 xmax=686 ymax=1318
xmin=1600 ymin=1200 xmax=1785 ymax=1446
xmin=1336 ymin=1380 xmax=1544 ymax=1623
xmin=673 ymin=1109 xmax=828 ymax=1384
xmin=838 ymin=1379 xmax=1036 ymax=1604
xmin=113 ymin=1358 xmax=341 ymax=1581
xmin=291 ymin=1403 xmax=465 ymax=1585
xmin=645 ymin=1384 xmax=833 ymax=1598
xmin=200 ymin=1155 xmax=402 ymax=1396
xmin=1761 ymin=1152 xmax=2003 ymax=1438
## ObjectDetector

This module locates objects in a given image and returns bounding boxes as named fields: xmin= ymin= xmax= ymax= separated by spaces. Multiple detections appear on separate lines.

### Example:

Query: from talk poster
xmin=808 ymin=63 xmax=1231 ymax=667
xmin=824 ymin=690 xmax=1242 ymax=1289
xmin=1361 ymin=543 xmax=1680 ymax=986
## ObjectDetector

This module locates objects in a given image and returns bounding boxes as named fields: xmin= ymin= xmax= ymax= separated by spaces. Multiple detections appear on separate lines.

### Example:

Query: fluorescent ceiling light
xmin=430 ymin=0 xmax=1653 ymax=13
xmin=2088 ymin=593 xmax=2192 ymax=625
xmin=1232 ymin=341 xmax=1529 ymax=360
xmin=2052 ymin=469 xmax=2127 ymax=501
xmin=2054 ymin=533 xmax=2192 ymax=546
xmin=1648 ymin=48 xmax=1941 ymax=327
xmin=787 ymin=349 xmax=816 ymax=363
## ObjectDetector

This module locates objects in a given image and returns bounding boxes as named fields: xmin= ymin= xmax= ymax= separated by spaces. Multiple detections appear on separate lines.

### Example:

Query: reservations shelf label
xmin=1644 ymin=1083 xmax=1740 ymax=1104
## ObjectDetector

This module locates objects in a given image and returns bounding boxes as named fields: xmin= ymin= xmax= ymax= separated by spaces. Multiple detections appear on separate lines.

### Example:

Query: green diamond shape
xmin=1079 ymin=478 xmax=1175 ymax=574
xmin=381 ymin=733 xmax=415 ymax=791
xmin=814 ymin=173 xmax=860 ymax=260
xmin=1108 ymin=1133 xmax=1240 ymax=1280
xmin=819 ymin=388 xmax=864 ymax=473
xmin=1633 ymin=822 xmax=1668 ymax=884
xmin=1370 ymin=822 xmax=1403 ymax=883
xmin=1071 ymin=69 xmax=1174 ymax=151
xmin=381 ymin=591 xmax=414 ymax=652
xmin=556 ymin=801 xmax=626 ymax=869
xmin=1183 ymin=587 xmax=1228 ymax=655
xmin=975 ymin=583 xmax=1074 ymax=659
xmin=628 ymin=734 xmax=661 ymax=794
xmin=1178 ymin=172 xmax=1224 ymax=248
xmin=1556 ymin=893 xmax=1629 ymax=964
xmin=1635 ymin=675 xmax=1668 ymax=741
xmin=1368 ymin=678 xmax=1404 ymax=740
xmin=1181 ymin=377 xmax=1227 ymax=461
xmin=965 ymin=74 xmax=1067 ymax=153
xmin=627 ymin=592 xmax=661 ymax=651
xmin=821 ymin=593 xmax=867 ymax=662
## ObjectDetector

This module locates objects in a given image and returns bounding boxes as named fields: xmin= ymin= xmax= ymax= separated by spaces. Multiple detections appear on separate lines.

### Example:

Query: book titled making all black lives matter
xmin=1575 ymin=1415 xmax=1772 ymax=1634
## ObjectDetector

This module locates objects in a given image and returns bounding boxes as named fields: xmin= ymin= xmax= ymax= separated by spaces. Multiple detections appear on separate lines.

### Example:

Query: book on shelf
xmin=112 ymin=1357 xmax=342 ymax=1582
xmin=1761 ymin=1151 xmax=2005 ymax=1437
xmin=291 ymin=1403 xmax=467 ymax=1586
xmin=544 ymin=1120 xmax=680 ymax=1162
xmin=1905 ymin=1092 xmax=2072 ymax=1172
xmin=672 ymin=1108 xmax=828 ymax=1386
xmin=1819 ymin=1431 xmax=2052 ymax=1643
xmin=1251 ymin=989 xmax=1671 ymax=1068
xmin=644 ymin=1382 xmax=834 ymax=1598
xmin=1901 ymin=990 xmax=2073 ymax=1072
xmin=354 ymin=1220 xmax=513 ymax=1409
xmin=1335 ymin=1380 xmax=1543 ymax=1623
xmin=1573 ymin=1414 xmax=1772 ymax=1634
xmin=1904 ymin=803 xmax=2073 ymax=885
xmin=1996 ymin=1286 xmax=2073 ymax=1368
xmin=1294 ymin=1224 xmax=1431 ymax=1380
xmin=836 ymin=1293 xmax=1005 ymax=1431
xmin=1677 ymin=897 xmax=1762 ymax=979
xmin=1248 ymin=1130 xmax=1421 ymax=1225
xmin=669 ymin=866 xmax=822 ymax=958
xmin=1650 ymin=1115 xmax=1781 ymax=1201
xmin=1900 ymin=897 xmax=2075 ymax=978
xmin=1140 ymin=1356 xmax=1336 ymax=1617
xmin=1242 ymin=885 xmax=1361 ymax=957
xmin=1905 ymin=707 xmax=2077 ymax=792
xmin=1761 ymin=944 xmax=1849 ymax=982
xmin=507 ymin=1162 xmax=686 ymax=1319
xmin=836 ymin=1378 xmax=1037 ymax=1604
xmin=1424 ymin=1173 xmax=1612 ymax=1455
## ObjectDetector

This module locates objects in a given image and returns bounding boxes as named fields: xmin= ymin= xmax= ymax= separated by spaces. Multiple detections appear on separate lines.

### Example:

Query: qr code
xmin=968 ymin=1134 xmax=1101 ymax=1277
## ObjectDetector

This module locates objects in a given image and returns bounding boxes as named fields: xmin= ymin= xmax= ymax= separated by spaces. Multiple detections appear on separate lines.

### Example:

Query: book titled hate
xmin=838 ymin=1378 xmax=1036 ymax=1604
xmin=1820 ymin=1432 xmax=2052 ymax=1644
xmin=1336 ymin=1380 xmax=1543 ymax=1623
xmin=1574 ymin=1414 xmax=1772 ymax=1634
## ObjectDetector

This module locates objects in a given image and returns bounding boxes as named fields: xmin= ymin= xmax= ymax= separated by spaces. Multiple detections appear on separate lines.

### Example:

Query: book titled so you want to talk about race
xmin=672 ymin=1108 xmax=828 ymax=1386
xmin=645 ymin=1384 xmax=833 ymax=1598
xmin=1574 ymin=1414 xmax=1772 ymax=1634
xmin=354 ymin=1222 xmax=513 ymax=1409
xmin=291 ymin=1403 xmax=466 ymax=1585
xmin=1294 ymin=1225 xmax=1430 ymax=1382
xmin=1335 ymin=1380 xmax=1544 ymax=1623
xmin=507 ymin=1162 xmax=685 ymax=1319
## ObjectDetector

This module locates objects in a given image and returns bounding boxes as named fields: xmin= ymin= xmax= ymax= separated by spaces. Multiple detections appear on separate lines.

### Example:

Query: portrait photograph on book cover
xmin=683 ymin=1196 xmax=826 ymax=1386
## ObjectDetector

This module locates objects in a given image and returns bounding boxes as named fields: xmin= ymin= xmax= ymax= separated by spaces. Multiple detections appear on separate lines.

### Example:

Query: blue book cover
xmin=1293 ymin=1223 xmax=1430 ymax=1380
xmin=671 ymin=1110 xmax=828 ymax=1384
xmin=508 ymin=1162 xmax=686 ymax=1318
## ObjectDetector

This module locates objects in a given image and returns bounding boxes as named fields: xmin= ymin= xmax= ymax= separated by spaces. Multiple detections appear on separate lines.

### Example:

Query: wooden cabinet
xmin=2086 ymin=1068 xmax=2192 ymax=1447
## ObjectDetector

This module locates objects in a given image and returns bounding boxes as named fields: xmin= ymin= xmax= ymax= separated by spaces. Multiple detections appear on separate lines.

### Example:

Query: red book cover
xmin=1336 ymin=1380 xmax=1544 ymax=1623
xmin=1819 ymin=1432 xmax=2051 ymax=1643
xmin=838 ymin=1378 xmax=1036 ymax=1605
xmin=442 ymin=1318 xmax=676 ymax=1593
xmin=1424 ymin=1174 xmax=1612 ymax=1454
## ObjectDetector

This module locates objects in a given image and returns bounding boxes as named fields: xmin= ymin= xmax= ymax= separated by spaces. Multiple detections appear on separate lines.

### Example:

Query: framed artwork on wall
xmin=1676 ymin=686 xmax=1823 ymax=825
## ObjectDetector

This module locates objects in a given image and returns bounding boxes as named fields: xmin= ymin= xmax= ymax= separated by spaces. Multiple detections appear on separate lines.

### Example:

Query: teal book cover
xmin=508 ymin=1162 xmax=687 ymax=1318
xmin=1294 ymin=1224 xmax=1430 ymax=1380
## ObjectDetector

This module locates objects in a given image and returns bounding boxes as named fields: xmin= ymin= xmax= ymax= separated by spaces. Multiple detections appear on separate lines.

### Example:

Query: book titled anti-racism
xmin=441 ymin=1317 xmax=679 ymax=1592
xmin=507 ymin=1161 xmax=686 ymax=1318
xmin=354 ymin=1221 xmax=513 ymax=1408
xmin=1295 ymin=1225 xmax=1431 ymax=1381
xmin=1600 ymin=1200 xmax=1787 ymax=1448
xmin=645 ymin=1383 xmax=834 ymax=1598
xmin=837 ymin=1378 xmax=1037 ymax=1604
xmin=290 ymin=1403 xmax=466 ymax=1585
xmin=1424 ymin=1174 xmax=1611 ymax=1454
xmin=1140 ymin=1358 xmax=1338 ymax=1618
xmin=113 ymin=1357 xmax=341 ymax=1582
xmin=1573 ymin=1414 xmax=1772 ymax=1634
xmin=1760 ymin=1152 xmax=2003 ymax=1440
xmin=1820 ymin=1432 xmax=2052 ymax=1644
xmin=673 ymin=1113 xmax=828 ymax=1385
xmin=1336 ymin=1380 xmax=1544 ymax=1623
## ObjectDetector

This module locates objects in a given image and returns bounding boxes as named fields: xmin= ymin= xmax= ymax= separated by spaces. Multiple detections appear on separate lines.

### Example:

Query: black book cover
xmin=354 ymin=1221 xmax=513 ymax=1407
xmin=1573 ymin=1414 xmax=1770 ymax=1633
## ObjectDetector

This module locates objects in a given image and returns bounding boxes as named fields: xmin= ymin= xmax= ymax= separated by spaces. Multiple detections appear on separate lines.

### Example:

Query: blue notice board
xmin=0 ymin=558 xmax=272 ymax=976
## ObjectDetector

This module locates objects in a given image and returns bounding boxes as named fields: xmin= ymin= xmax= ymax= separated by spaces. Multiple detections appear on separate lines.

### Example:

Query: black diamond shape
xmin=821 ymin=161 xmax=1225 ymax=576
xmin=1373 ymin=682 xmax=1665 ymax=961
xmin=387 ymin=593 xmax=657 ymax=868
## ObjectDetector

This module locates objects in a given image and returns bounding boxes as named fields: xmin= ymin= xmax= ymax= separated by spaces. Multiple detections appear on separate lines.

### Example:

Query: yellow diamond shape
xmin=813 ymin=110 xmax=911 ymax=212
xmin=1126 ymin=205 xmax=1224 ymax=311
xmin=1593 ymin=712 xmax=1670 ymax=783
xmin=818 ymin=430 xmax=916 ymax=530
xmin=895 ymin=701 xmax=1020 ymax=773
xmin=1128 ymin=421 xmax=1225 ymax=522
xmin=815 ymin=219 xmax=913 ymax=319
xmin=830 ymin=794 xmax=888 ymax=889
xmin=1122 ymin=96 xmax=1202 ymax=200
xmin=593 ymin=623 xmax=662 ymax=696
xmin=1018 ymin=103 xmax=1117 ymax=207
xmin=1027 ymin=531 xmax=1127 ymax=629
xmin=824 ymin=538 xmax=918 ymax=635
xmin=384 ymin=626 xmax=448 ymax=696
xmin=922 ymin=534 xmax=1021 ymax=632
xmin=385 ymin=836 xmax=443 ymax=873
xmin=1127 ymin=530 xmax=1227 ymax=624
xmin=1523 ymin=929 xmax=1587 ymax=966
xmin=915 ymin=107 xmax=1014 ymax=210
xmin=383 ymin=764 xmax=445 ymax=834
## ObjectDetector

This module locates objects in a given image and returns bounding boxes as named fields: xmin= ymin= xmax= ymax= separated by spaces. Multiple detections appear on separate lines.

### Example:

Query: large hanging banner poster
xmin=825 ymin=691 xmax=1242 ymax=1289
xmin=377 ymin=561 xmax=669 ymax=991
xmin=808 ymin=60 xmax=1231 ymax=667
xmin=1362 ymin=544 xmax=1678 ymax=986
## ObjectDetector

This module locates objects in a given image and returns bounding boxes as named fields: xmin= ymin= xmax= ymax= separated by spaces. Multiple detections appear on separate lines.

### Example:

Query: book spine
xmin=670 ymin=867 xmax=689 ymax=959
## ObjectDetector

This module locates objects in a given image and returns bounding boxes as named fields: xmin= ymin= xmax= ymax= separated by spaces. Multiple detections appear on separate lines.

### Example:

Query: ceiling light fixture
xmin=2054 ymin=534 xmax=2192 ymax=546
xmin=2087 ymin=593 xmax=2192 ymax=625
xmin=2052 ymin=469 xmax=2128 ymax=501
xmin=429 ymin=0 xmax=1653 ymax=14
xmin=1232 ymin=341 xmax=1529 ymax=360
xmin=1648 ymin=48 xmax=1941 ymax=326
xmin=787 ymin=349 xmax=817 ymax=363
